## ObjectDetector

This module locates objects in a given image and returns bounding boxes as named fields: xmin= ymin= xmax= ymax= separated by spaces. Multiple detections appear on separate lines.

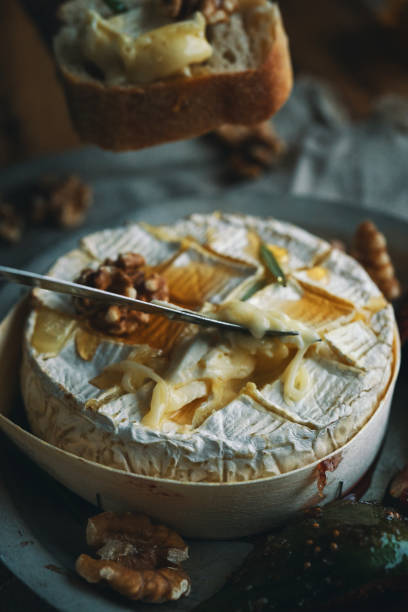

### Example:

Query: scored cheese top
xmin=21 ymin=213 xmax=397 ymax=483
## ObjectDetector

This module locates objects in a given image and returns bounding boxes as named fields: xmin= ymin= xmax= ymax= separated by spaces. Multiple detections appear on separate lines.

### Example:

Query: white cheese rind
xmin=324 ymin=321 xmax=389 ymax=370
xmin=81 ymin=224 xmax=178 ymax=263
xmin=21 ymin=213 xmax=397 ymax=483
xmin=293 ymin=249 xmax=383 ymax=308
xmin=152 ymin=213 xmax=330 ymax=271
xmin=33 ymin=249 xmax=95 ymax=314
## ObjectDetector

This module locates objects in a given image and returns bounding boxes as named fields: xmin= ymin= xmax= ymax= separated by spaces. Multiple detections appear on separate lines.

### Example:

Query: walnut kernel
xmin=213 ymin=121 xmax=285 ymax=179
xmin=30 ymin=175 xmax=92 ymax=228
xmin=75 ymin=253 xmax=169 ymax=336
xmin=76 ymin=512 xmax=191 ymax=603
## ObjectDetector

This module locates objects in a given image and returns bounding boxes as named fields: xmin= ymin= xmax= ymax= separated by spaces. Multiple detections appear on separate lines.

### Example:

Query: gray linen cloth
xmin=276 ymin=79 xmax=408 ymax=220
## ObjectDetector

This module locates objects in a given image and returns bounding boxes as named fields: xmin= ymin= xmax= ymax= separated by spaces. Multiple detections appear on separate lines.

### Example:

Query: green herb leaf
xmin=241 ymin=280 xmax=265 ymax=301
xmin=260 ymin=243 xmax=287 ymax=286
xmin=103 ymin=0 xmax=127 ymax=13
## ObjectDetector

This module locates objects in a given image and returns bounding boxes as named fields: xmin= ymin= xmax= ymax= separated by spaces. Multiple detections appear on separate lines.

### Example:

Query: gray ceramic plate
xmin=0 ymin=147 xmax=407 ymax=611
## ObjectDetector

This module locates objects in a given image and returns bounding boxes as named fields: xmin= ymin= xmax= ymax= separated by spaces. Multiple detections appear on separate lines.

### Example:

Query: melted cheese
xmin=217 ymin=300 xmax=271 ymax=339
xmin=31 ymin=309 xmax=77 ymax=356
xmin=101 ymin=297 xmax=320 ymax=428
xmin=214 ymin=299 xmax=320 ymax=403
xmin=216 ymin=299 xmax=320 ymax=346
xmin=82 ymin=6 xmax=212 ymax=84
xmin=107 ymin=360 xmax=164 ymax=391
xmin=281 ymin=350 xmax=310 ymax=403
xmin=150 ymin=380 xmax=208 ymax=428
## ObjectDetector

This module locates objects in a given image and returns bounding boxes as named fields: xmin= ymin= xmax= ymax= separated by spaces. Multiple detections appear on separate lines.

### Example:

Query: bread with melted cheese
xmin=53 ymin=0 xmax=292 ymax=150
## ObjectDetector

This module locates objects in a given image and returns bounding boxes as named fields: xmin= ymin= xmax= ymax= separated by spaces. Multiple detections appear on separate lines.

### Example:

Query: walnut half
xmin=213 ymin=121 xmax=285 ymax=179
xmin=352 ymin=220 xmax=401 ymax=301
xmin=74 ymin=253 xmax=169 ymax=336
xmin=30 ymin=174 xmax=92 ymax=228
xmin=76 ymin=512 xmax=191 ymax=603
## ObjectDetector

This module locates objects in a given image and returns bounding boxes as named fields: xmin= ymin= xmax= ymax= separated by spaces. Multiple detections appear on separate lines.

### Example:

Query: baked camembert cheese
xmin=21 ymin=213 xmax=398 ymax=482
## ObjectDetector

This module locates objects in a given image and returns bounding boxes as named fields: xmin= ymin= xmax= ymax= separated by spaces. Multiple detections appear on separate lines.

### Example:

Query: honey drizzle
xmin=125 ymin=317 xmax=186 ymax=355
xmin=281 ymin=291 xmax=353 ymax=329
xmin=125 ymin=260 xmax=240 ymax=352
xmin=163 ymin=261 xmax=241 ymax=308
xmin=170 ymin=396 xmax=206 ymax=425
xmin=250 ymin=349 xmax=295 ymax=389
xmin=296 ymin=279 xmax=357 ymax=309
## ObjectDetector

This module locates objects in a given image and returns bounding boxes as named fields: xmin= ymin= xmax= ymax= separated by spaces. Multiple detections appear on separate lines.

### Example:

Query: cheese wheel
xmin=21 ymin=213 xmax=398 ymax=483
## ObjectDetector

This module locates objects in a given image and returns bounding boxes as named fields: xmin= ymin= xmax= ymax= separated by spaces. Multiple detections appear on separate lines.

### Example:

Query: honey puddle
xmin=127 ymin=261 xmax=238 ymax=354
xmin=170 ymin=396 xmax=207 ymax=426
xmin=306 ymin=266 xmax=329 ymax=283
xmin=163 ymin=261 xmax=242 ymax=308
xmin=282 ymin=291 xmax=353 ymax=330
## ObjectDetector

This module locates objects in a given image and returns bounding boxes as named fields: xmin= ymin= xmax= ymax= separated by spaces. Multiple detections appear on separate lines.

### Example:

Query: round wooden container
xmin=0 ymin=300 xmax=400 ymax=539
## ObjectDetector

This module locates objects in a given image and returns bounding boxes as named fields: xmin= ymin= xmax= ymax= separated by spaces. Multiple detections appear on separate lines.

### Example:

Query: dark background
xmin=0 ymin=0 xmax=407 ymax=609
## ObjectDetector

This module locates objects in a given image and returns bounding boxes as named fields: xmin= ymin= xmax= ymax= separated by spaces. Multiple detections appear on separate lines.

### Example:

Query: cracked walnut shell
xmin=353 ymin=220 xmax=401 ymax=301
xmin=76 ymin=512 xmax=191 ymax=603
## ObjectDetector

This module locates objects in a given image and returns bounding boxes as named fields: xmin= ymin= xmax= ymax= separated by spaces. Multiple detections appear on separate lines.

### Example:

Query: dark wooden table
xmin=0 ymin=1 xmax=408 ymax=609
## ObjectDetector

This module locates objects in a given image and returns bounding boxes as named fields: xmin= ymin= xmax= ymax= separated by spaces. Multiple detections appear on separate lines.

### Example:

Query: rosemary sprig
xmin=103 ymin=0 xmax=127 ymax=13
xmin=260 ymin=243 xmax=287 ymax=286
xmin=241 ymin=280 xmax=265 ymax=301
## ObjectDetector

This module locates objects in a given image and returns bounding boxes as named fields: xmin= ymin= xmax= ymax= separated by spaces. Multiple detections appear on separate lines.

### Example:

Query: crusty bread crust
xmin=56 ymin=8 xmax=292 ymax=151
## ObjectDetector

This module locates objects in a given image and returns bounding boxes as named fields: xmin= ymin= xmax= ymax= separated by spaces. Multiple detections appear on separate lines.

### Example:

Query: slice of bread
xmin=54 ymin=0 xmax=292 ymax=150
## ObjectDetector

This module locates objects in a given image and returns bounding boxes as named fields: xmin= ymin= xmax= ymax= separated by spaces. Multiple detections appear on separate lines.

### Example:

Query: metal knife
xmin=0 ymin=264 xmax=300 ymax=338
